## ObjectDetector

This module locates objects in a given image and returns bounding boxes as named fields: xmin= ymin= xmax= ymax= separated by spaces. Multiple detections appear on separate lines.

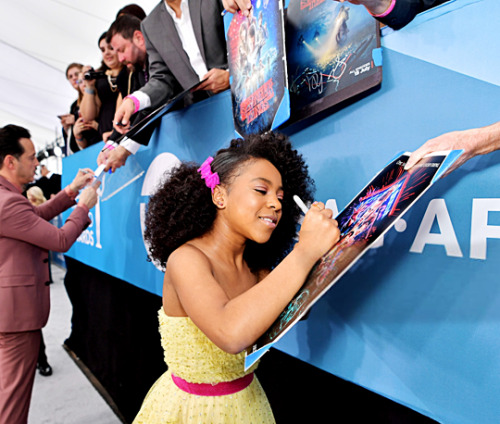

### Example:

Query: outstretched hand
xmin=104 ymin=146 xmax=131 ymax=173
xmin=69 ymin=168 xmax=94 ymax=192
xmin=78 ymin=184 xmax=100 ymax=210
xmin=222 ymin=0 xmax=252 ymax=16
xmin=196 ymin=69 xmax=230 ymax=94
xmin=405 ymin=128 xmax=484 ymax=177
xmin=113 ymin=98 xmax=135 ymax=134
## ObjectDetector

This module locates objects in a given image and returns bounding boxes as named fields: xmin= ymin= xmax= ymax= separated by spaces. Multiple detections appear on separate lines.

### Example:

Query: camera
xmin=84 ymin=69 xmax=107 ymax=81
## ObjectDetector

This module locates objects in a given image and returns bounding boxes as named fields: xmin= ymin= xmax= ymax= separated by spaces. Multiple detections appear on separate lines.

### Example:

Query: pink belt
xmin=171 ymin=372 xmax=254 ymax=396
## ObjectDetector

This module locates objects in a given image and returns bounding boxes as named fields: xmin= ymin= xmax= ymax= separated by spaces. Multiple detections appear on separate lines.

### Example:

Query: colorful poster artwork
xmin=245 ymin=150 xmax=462 ymax=369
xmin=226 ymin=0 xmax=288 ymax=137
xmin=286 ymin=0 xmax=382 ymax=122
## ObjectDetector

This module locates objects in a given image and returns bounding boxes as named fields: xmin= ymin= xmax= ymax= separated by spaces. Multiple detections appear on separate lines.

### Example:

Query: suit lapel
xmin=188 ymin=0 xmax=206 ymax=63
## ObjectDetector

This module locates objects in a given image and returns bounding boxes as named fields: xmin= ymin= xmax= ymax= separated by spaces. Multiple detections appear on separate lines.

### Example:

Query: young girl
xmin=134 ymin=132 xmax=340 ymax=423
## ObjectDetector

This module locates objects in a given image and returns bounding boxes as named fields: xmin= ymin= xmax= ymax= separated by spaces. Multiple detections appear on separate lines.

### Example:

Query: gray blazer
xmin=140 ymin=0 xmax=227 ymax=109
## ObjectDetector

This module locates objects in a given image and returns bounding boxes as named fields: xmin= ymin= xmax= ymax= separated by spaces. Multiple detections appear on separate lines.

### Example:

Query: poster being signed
xmin=286 ymin=0 xmax=382 ymax=123
xmin=226 ymin=0 xmax=289 ymax=137
xmin=245 ymin=149 xmax=463 ymax=370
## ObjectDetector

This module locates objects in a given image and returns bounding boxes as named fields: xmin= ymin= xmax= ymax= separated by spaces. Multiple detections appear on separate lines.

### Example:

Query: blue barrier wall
xmin=63 ymin=1 xmax=500 ymax=422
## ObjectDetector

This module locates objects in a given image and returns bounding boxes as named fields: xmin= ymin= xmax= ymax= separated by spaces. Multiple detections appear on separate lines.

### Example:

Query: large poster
xmin=286 ymin=0 xmax=382 ymax=122
xmin=245 ymin=149 xmax=462 ymax=369
xmin=226 ymin=0 xmax=289 ymax=137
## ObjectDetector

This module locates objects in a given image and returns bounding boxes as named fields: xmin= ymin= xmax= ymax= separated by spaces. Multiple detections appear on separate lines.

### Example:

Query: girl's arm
xmin=166 ymin=205 xmax=340 ymax=354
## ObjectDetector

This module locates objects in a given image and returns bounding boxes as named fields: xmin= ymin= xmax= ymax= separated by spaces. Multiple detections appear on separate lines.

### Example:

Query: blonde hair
xmin=27 ymin=186 xmax=47 ymax=206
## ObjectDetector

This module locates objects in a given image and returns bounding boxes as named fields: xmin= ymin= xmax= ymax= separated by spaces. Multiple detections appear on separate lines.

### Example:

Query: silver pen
xmin=293 ymin=195 xmax=309 ymax=215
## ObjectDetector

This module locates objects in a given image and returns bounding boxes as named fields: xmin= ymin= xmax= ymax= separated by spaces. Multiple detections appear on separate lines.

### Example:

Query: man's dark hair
xmin=116 ymin=4 xmax=147 ymax=20
xmin=0 ymin=125 xmax=31 ymax=168
xmin=106 ymin=14 xmax=142 ymax=43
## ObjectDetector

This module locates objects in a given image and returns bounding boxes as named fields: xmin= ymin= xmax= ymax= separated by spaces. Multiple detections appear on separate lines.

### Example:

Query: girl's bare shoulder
xmin=166 ymin=242 xmax=212 ymax=276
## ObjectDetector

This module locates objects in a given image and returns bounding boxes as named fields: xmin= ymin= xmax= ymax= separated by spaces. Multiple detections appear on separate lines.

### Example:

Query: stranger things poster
xmin=245 ymin=149 xmax=463 ymax=370
xmin=226 ymin=0 xmax=289 ymax=137
xmin=286 ymin=0 xmax=382 ymax=123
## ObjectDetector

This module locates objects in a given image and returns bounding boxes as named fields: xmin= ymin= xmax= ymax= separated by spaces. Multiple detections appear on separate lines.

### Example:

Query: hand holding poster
xmin=245 ymin=149 xmax=463 ymax=369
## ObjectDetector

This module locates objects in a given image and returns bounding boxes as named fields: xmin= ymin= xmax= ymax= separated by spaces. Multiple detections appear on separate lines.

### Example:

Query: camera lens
xmin=84 ymin=70 xmax=106 ymax=80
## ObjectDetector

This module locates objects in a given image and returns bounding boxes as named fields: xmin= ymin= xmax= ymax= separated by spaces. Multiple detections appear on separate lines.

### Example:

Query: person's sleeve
xmin=139 ymin=21 xmax=178 ymax=109
xmin=0 ymin=196 xmax=91 ymax=253
xmin=121 ymin=137 xmax=142 ymax=154
xmin=376 ymin=0 xmax=446 ymax=30
xmin=34 ymin=187 xmax=77 ymax=221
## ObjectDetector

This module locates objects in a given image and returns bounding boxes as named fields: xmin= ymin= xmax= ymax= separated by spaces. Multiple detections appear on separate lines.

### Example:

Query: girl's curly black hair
xmin=144 ymin=132 xmax=315 ymax=272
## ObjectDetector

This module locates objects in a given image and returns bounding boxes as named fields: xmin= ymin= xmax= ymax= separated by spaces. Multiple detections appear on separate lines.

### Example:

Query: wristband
xmin=100 ymin=141 xmax=117 ymax=153
xmin=84 ymin=87 xmax=96 ymax=95
xmin=125 ymin=95 xmax=140 ymax=114
xmin=371 ymin=0 xmax=396 ymax=18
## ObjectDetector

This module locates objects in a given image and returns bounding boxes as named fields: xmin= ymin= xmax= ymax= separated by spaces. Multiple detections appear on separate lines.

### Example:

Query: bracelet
xmin=372 ymin=0 xmax=396 ymax=18
xmin=84 ymin=88 xmax=96 ymax=95
xmin=125 ymin=95 xmax=140 ymax=114
xmin=75 ymin=137 xmax=84 ymax=142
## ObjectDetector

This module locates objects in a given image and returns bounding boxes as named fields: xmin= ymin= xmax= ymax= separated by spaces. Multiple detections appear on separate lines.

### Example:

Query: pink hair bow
xmin=197 ymin=156 xmax=220 ymax=193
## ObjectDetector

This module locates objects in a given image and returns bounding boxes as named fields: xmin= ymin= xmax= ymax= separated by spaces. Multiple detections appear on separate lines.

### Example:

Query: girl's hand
xmin=295 ymin=201 xmax=340 ymax=263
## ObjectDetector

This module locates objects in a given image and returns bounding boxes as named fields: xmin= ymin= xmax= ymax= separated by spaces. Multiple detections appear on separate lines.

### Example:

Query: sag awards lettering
xmin=300 ymin=0 xmax=326 ymax=11
xmin=326 ymin=197 xmax=500 ymax=260
xmin=240 ymin=79 xmax=274 ymax=124
xmin=77 ymin=211 xmax=95 ymax=246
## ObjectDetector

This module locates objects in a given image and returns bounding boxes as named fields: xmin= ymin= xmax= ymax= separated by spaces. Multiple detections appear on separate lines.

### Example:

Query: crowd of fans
xmin=58 ymin=0 xmax=230 ymax=177
xmin=59 ymin=5 xmax=148 ymax=158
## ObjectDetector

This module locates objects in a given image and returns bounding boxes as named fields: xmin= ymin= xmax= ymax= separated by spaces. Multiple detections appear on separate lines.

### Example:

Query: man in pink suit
xmin=0 ymin=124 xmax=99 ymax=424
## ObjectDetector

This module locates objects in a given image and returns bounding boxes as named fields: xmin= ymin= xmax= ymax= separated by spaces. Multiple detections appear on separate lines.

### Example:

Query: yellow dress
xmin=133 ymin=309 xmax=276 ymax=424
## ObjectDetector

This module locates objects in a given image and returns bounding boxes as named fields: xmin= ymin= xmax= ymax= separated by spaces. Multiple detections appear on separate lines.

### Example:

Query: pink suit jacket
xmin=0 ymin=175 xmax=91 ymax=333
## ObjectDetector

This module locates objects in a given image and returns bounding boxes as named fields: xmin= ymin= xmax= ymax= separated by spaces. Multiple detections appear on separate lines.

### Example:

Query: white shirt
xmin=123 ymin=0 xmax=209 ymax=154
xmin=165 ymin=0 xmax=208 ymax=79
